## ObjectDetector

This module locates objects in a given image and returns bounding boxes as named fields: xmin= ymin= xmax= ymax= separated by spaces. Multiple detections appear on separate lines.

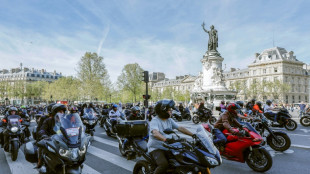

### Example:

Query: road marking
xmin=291 ymin=144 xmax=310 ymax=149
xmin=83 ymin=164 xmax=102 ymax=174
xmin=93 ymin=135 xmax=118 ymax=147
xmin=4 ymin=149 xmax=37 ymax=174
xmin=300 ymin=129 xmax=310 ymax=133
xmin=87 ymin=146 xmax=135 ymax=171
xmin=288 ymin=133 xmax=310 ymax=137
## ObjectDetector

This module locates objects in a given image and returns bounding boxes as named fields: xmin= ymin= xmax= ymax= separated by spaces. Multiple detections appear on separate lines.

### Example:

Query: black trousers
xmin=150 ymin=149 xmax=169 ymax=174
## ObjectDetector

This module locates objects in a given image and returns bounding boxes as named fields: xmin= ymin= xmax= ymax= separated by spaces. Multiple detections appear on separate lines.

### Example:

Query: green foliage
xmin=117 ymin=63 xmax=144 ymax=102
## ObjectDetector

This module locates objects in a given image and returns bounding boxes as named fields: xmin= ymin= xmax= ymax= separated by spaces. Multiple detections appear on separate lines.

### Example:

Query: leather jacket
xmin=214 ymin=110 xmax=242 ymax=133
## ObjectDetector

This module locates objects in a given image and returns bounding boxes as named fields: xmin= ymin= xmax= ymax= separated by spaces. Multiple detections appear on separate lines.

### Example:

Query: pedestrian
xmin=299 ymin=101 xmax=306 ymax=118
xmin=290 ymin=104 xmax=294 ymax=112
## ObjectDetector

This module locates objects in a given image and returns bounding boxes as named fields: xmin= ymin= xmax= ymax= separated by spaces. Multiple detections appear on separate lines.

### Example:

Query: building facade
xmin=0 ymin=64 xmax=63 ymax=105
xmin=150 ymin=47 xmax=310 ymax=104
xmin=223 ymin=47 xmax=309 ymax=104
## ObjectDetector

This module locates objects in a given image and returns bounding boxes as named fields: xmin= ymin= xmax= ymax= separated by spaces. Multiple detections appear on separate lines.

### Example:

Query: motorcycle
xmin=192 ymin=109 xmax=217 ymax=125
xmin=1 ymin=115 xmax=30 ymax=161
xmin=250 ymin=113 xmax=291 ymax=151
xmin=115 ymin=120 xmax=148 ymax=160
xmin=264 ymin=108 xmax=297 ymax=131
xmin=24 ymin=113 xmax=90 ymax=174
xmin=300 ymin=113 xmax=310 ymax=127
xmin=172 ymin=109 xmax=182 ymax=122
xmin=103 ymin=113 xmax=126 ymax=137
xmin=203 ymin=122 xmax=273 ymax=172
xmin=180 ymin=107 xmax=192 ymax=121
xmin=133 ymin=125 xmax=222 ymax=174
xmin=82 ymin=112 xmax=99 ymax=136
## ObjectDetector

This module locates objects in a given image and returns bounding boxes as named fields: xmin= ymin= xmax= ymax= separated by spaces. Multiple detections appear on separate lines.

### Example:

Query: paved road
xmin=0 ymin=116 xmax=309 ymax=174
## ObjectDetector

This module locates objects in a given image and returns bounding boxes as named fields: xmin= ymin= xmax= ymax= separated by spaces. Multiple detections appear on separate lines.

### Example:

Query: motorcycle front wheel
xmin=246 ymin=148 xmax=272 ymax=172
xmin=300 ymin=116 xmax=310 ymax=127
xmin=192 ymin=116 xmax=199 ymax=124
xmin=209 ymin=116 xmax=217 ymax=125
xmin=267 ymin=132 xmax=291 ymax=152
xmin=133 ymin=160 xmax=151 ymax=174
xmin=186 ymin=114 xmax=191 ymax=121
xmin=11 ymin=141 xmax=19 ymax=161
xmin=284 ymin=119 xmax=297 ymax=131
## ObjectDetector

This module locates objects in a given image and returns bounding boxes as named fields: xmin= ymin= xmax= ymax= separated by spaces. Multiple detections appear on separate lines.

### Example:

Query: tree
xmin=117 ymin=63 xmax=144 ymax=102
xmin=77 ymin=52 xmax=111 ymax=101
xmin=26 ymin=81 xmax=48 ymax=104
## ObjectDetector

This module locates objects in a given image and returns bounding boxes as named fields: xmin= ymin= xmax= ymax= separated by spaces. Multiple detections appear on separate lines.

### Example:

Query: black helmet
xmin=9 ymin=107 xmax=18 ymax=115
xmin=256 ymin=101 xmax=262 ymax=108
xmin=131 ymin=106 xmax=140 ymax=113
xmin=251 ymin=99 xmax=256 ymax=103
xmin=235 ymin=101 xmax=244 ymax=108
xmin=51 ymin=104 xmax=67 ymax=116
xmin=266 ymin=100 xmax=272 ymax=106
xmin=88 ymin=103 xmax=93 ymax=108
xmin=47 ymin=103 xmax=56 ymax=114
xmin=148 ymin=105 xmax=154 ymax=110
xmin=155 ymin=99 xmax=176 ymax=119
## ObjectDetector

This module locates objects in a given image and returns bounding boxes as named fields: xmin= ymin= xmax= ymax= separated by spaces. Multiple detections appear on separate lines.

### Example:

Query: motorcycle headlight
xmin=79 ymin=144 xmax=87 ymax=156
xmin=205 ymin=156 xmax=219 ymax=166
xmin=11 ymin=127 xmax=19 ymax=133
xmin=59 ymin=148 xmax=70 ymax=158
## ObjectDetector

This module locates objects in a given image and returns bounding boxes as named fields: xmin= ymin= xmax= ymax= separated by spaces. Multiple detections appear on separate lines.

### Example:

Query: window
xmin=36 ymin=74 xmax=40 ymax=77
xmin=31 ymin=74 xmax=35 ymax=77
xmin=263 ymin=69 xmax=266 ymax=74
xmin=292 ymin=96 xmax=295 ymax=103
xmin=274 ymin=68 xmax=278 ymax=73
xmin=253 ymin=70 xmax=256 ymax=75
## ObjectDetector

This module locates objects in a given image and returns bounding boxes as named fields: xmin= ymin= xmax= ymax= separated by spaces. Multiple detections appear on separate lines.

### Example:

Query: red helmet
xmin=227 ymin=103 xmax=238 ymax=115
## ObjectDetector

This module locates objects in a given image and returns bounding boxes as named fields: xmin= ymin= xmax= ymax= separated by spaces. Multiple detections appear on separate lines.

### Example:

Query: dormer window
xmin=274 ymin=68 xmax=278 ymax=73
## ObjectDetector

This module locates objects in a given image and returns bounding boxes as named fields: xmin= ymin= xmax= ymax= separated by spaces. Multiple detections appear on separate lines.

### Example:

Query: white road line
xmin=83 ymin=164 xmax=102 ymax=174
xmin=93 ymin=135 xmax=118 ymax=147
xmin=291 ymin=144 xmax=310 ymax=149
xmin=288 ymin=133 xmax=310 ymax=137
xmin=87 ymin=146 xmax=135 ymax=171
xmin=4 ymin=149 xmax=37 ymax=174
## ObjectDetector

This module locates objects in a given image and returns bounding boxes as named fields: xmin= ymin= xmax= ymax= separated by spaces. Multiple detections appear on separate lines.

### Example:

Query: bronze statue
xmin=202 ymin=22 xmax=218 ymax=52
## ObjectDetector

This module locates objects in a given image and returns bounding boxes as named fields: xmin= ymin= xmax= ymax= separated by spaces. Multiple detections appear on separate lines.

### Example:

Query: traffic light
xmin=142 ymin=71 xmax=149 ymax=83
xmin=143 ymin=95 xmax=151 ymax=100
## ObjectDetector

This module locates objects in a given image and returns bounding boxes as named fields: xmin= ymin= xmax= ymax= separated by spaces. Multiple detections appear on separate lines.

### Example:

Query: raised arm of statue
xmin=202 ymin=22 xmax=209 ymax=33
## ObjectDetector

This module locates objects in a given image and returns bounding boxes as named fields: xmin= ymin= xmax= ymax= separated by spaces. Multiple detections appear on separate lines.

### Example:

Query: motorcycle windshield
xmin=196 ymin=125 xmax=217 ymax=155
xmin=54 ymin=113 xmax=83 ymax=145
xmin=84 ymin=108 xmax=97 ymax=116
xmin=7 ymin=115 xmax=21 ymax=127
xmin=84 ymin=113 xmax=96 ymax=120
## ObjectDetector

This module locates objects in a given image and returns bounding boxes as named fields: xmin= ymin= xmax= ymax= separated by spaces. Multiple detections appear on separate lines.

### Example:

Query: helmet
xmin=88 ymin=103 xmax=93 ymax=108
xmin=266 ymin=100 xmax=272 ymax=106
xmin=51 ymin=104 xmax=67 ymax=116
xmin=47 ymin=103 xmax=56 ymax=114
xmin=227 ymin=103 xmax=238 ymax=115
xmin=256 ymin=101 xmax=263 ymax=108
xmin=155 ymin=99 xmax=176 ymax=119
xmin=148 ymin=105 xmax=154 ymax=110
xmin=70 ymin=106 xmax=78 ymax=113
xmin=112 ymin=104 xmax=118 ymax=109
xmin=131 ymin=106 xmax=140 ymax=113
xmin=103 ymin=104 xmax=109 ymax=109
xmin=251 ymin=99 xmax=256 ymax=103
xmin=9 ymin=107 xmax=18 ymax=115
xmin=235 ymin=101 xmax=244 ymax=108
xmin=221 ymin=101 xmax=225 ymax=104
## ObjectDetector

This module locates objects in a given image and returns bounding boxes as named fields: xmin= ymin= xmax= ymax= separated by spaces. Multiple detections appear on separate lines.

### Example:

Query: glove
xmin=165 ymin=138 xmax=177 ymax=144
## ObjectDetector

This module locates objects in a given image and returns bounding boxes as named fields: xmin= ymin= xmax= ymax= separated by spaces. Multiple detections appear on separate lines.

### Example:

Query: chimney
xmin=230 ymin=68 xmax=236 ymax=72
xmin=255 ymin=53 xmax=260 ymax=58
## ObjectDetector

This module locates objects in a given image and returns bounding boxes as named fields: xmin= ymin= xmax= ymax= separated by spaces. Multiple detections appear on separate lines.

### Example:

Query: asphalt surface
xmin=0 ymin=111 xmax=309 ymax=174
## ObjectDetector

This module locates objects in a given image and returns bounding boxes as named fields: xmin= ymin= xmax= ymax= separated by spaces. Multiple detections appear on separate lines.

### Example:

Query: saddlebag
xmin=115 ymin=120 xmax=148 ymax=137
xmin=24 ymin=141 xmax=38 ymax=163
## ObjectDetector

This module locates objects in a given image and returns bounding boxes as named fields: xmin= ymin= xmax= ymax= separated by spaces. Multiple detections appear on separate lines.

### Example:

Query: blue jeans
xmin=213 ymin=128 xmax=227 ymax=144
xmin=299 ymin=110 xmax=305 ymax=118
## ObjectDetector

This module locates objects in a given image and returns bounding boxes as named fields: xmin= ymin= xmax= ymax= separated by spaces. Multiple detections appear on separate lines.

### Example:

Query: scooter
xmin=82 ymin=112 xmax=99 ymax=136
xmin=133 ymin=126 xmax=222 ymax=174
xmin=172 ymin=109 xmax=182 ymax=122
xmin=203 ymin=122 xmax=273 ymax=173
xmin=103 ymin=113 xmax=126 ymax=137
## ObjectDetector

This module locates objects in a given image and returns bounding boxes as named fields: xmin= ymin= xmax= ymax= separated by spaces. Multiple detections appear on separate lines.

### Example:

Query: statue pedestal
xmin=191 ymin=50 xmax=237 ymax=106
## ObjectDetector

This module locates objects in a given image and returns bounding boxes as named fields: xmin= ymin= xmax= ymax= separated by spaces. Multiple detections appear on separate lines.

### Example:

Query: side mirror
xmin=163 ymin=128 xmax=174 ymax=134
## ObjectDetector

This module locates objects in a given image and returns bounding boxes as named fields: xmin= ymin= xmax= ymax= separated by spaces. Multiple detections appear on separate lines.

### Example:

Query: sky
xmin=0 ymin=0 xmax=310 ymax=82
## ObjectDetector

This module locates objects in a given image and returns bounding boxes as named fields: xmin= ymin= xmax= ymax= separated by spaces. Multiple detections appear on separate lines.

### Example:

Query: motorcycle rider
xmin=214 ymin=103 xmax=244 ymax=142
xmin=264 ymin=100 xmax=279 ymax=123
xmin=36 ymin=104 xmax=67 ymax=169
xmin=252 ymin=101 xmax=263 ymax=114
xmin=178 ymin=103 xmax=184 ymax=114
xmin=127 ymin=106 xmax=142 ymax=120
xmin=36 ymin=103 xmax=56 ymax=140
xmin=198 ymin=101 xmax=212 ymax=118
xmin=235 ymin=101 xmax=252 ymax=123
xmin=146 ymin=105 xmax=155 ymax=121
xmin=246 ymin=99 xmax=256 ymax=115
xmin=220 ymin=101 xmax=226 ymax=112
xmin=108 ymin=104 xmax=124 ymax=132
xmin=1 ymin=107 xmax=19 ymax=150
xmin=148 ymin=99 xmax=194 ymax=174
